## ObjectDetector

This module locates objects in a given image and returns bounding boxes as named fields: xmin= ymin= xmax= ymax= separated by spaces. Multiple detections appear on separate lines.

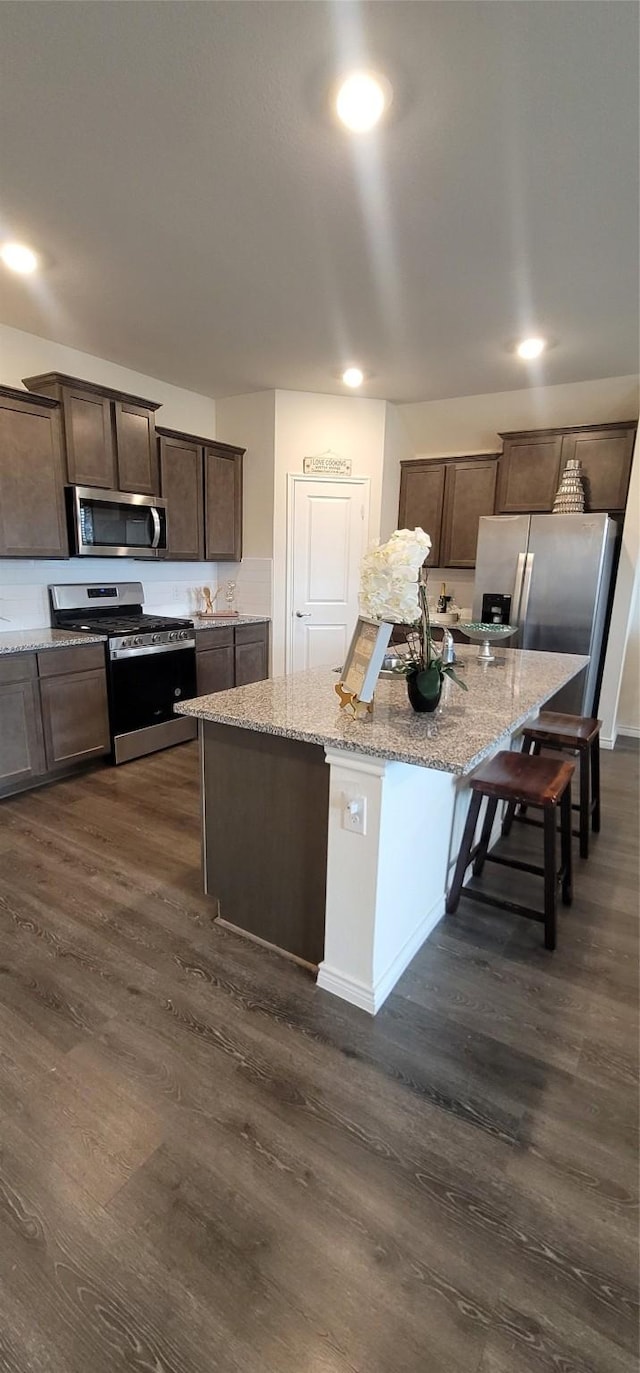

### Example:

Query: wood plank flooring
xmin=0 ymin=737 xmax=637 ymax=1373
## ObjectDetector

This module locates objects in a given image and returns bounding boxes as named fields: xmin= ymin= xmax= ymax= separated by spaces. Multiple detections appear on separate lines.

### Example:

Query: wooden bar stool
xmin=502 ymin=712 xmax=601 ymax=859
xmin=446 ymin=751 xmax=574 ymax=950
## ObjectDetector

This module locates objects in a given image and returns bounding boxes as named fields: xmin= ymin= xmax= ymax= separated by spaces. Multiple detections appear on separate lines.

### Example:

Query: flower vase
xmin=406 ymin=670 xmax=442 ymax=714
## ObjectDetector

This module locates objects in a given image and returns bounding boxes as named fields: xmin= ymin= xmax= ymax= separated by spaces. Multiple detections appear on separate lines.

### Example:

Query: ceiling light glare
xmin=0 ymin=242 xmax=38 ymax=274
xmin=516 ymin=336 xmax=546 ymax=360
xmin=342 ymin=367 xmax=364 ymax=388
xmin=336 ymin=72 xmax=388 ymax=132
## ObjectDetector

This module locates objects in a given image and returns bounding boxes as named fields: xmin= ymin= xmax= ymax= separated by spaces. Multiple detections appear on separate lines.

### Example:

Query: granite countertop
xmin=178 ymin=646 xmax=589 ymax=775
xmin=0 ymin=628 xmax=107 ymax=654
xmin=191 ymin=615 xmax=270 ymax=628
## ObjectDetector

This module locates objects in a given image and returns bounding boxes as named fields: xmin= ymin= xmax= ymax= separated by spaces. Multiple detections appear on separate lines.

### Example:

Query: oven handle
xmin=110 ymin=640 xmax=195 ymax=661
xmin=150 ymin=506 xmax=162 ymax=549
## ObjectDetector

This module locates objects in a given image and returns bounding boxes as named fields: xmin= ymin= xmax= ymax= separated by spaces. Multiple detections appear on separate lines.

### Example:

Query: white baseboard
xmin=316 ymin=965 xmax=377 ymax=1014
xmin=317 ymin=896 xmax=445 ymax=1015
xmin=600 ymin=734 xmax=617 ymax=751
xmin=617 ymin=725 xmax=640 ymax=739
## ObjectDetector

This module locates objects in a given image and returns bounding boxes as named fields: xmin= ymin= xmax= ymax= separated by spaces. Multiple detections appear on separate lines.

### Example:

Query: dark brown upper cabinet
xmin=158 ymin=429 xmax=244 ymax=563
xmin=0 ymin=385 xmax=69 ymax=558
xmin=205 ymin=442 xmax=244 ymax=561
xmin=496 ymin=422 xmax=637 ymax=515
xmin=440 ymin=457 xmax=499 ymax=568
xmin=113 ymin=401 xmax=158 ymax=494
xmin=23 ymin=373 xmax=160 ymax=494
xmin=158 ymin=427 xmax=205 ymax=561
xmin=398 ymin=460 xmax=446 ymax=565
xmin=496 ymin=431 xmax=564 ymax=512
xmin=558 ymin=424 xmax=636 ymax=512
xmin=398 ymin=455 xmax=499 ymax=568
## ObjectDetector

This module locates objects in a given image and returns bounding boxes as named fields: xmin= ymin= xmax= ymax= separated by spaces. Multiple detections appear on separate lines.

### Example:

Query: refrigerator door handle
xmin=519 ymin=553 xmax=534 ymax=630
xmin=512 ymin=552 xmax=527 ymax=625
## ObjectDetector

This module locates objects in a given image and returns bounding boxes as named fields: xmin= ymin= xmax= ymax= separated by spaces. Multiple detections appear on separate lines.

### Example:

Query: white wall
xmin=600 ymin=432 xmax=640 ymax=745
xmin=618 ymin=578 xmax=639 ymax=737
xmin=272 ymin=390 xmax=387 ymax=675
xmin=399 ymin=375 xmax=639 ymax=455
xmin=0 ymin=321 xmax=221 ymax=625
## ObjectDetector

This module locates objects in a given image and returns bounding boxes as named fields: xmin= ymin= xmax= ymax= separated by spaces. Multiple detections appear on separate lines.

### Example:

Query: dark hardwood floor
xmin=0 ymin=737 xmax=637 ymax=1373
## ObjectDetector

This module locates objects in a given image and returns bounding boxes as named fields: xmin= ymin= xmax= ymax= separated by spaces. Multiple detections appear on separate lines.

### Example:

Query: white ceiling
xmin=0 ymin=1 xmax=638 ymax=403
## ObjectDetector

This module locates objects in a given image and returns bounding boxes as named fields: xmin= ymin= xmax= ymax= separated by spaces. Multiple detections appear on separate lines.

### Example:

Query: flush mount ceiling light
xmin=516 ymin=336 xmax=546 ymax=360
xmin=342 ymin=366 xmax=364 ymax=388
xmin=0 ymin=241 xmax=38 ymax=274
xmin=335 ymin=71 xmax=390 ymax=132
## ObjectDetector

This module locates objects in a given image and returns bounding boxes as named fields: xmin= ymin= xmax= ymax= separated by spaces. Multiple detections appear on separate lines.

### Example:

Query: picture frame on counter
xmin=337 ymin=617 xmax=393 ymax=710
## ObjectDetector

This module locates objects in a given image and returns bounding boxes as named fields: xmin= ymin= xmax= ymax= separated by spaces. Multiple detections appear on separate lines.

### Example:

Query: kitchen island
xmin=179 ymin=646 xmax=588 ymax=1013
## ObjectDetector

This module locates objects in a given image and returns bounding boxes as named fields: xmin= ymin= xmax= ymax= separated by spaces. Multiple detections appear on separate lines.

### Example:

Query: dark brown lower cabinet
xmin=195 ymin=622 xmax=270 ymax=695
xmin=0 ymin=667 xmax=46 ymax=791
xmin=0 ymin=645 xmax=110 ymax=798
xmin=197 ymin=646 xmax=235 ymax=696
xmin=39 ymin=669 xmax=110 ymax=771
xmin=235 ymin=624 xmax=269 ymax=686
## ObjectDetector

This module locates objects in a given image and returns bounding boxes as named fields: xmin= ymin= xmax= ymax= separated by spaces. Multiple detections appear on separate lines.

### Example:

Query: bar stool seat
xmin=504 ymin=711 xmax=601 ymax=859
xmin=446 ymin=750 xmax=575 ymax=950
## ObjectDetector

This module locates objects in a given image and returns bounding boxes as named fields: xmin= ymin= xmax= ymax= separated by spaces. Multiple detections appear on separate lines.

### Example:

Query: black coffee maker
xmin=481 ymin=592 xmax=512 ymax=625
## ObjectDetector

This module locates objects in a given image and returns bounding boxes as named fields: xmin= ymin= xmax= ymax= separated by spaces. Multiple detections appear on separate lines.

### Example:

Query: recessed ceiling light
xmin=0 ymin=242 xmax=38 ymax=275
xmin=335 ymin=72 xmax=389 ymax=132
xmin=342 ymin=366 xmax=364 ymax=388
xmin=517 ymin=336 xmax=546 ymax=360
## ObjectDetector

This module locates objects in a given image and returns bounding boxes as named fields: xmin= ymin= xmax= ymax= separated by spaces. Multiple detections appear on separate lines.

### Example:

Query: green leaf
xmin=415 ymin=665 xmax=442 ymax=698
xmin=443 ymin=665 xmax=468 ymax=691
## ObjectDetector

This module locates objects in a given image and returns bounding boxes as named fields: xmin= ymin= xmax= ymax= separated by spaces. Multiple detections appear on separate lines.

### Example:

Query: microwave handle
xmin=150 ymin=506 xmax=162 ymax=549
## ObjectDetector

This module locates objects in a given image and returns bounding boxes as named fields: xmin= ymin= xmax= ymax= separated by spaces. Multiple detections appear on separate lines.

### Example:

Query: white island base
xmin=179 ymin=648 xmax=589 ymax=1015
xmin=319 ymin=745 xmax=482 ymax=1014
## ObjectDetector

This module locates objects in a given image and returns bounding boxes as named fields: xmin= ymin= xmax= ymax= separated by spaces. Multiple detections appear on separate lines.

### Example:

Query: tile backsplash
xmin=0 ymin=557 xmax=273 ymax=629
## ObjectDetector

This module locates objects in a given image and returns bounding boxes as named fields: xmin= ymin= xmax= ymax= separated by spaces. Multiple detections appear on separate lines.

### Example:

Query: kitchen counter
xmin=179 ymin=645 xmax=588 ymax=776
xmin=0 ymin=628 xmax=107 ymax=654
xmin=182 ymin=646 xmax=588 ymax=1015
xmin=191 ymin=614 xmax=270 ymax=628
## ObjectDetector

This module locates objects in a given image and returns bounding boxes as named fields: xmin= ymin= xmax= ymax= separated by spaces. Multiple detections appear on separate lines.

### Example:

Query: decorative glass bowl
xmin=458 ymin=622 xmax=517 ymax=662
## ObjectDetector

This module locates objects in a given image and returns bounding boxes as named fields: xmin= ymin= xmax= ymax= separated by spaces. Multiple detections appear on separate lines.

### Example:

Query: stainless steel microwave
xmin=67 ymin=486 xmax=168 ymax=559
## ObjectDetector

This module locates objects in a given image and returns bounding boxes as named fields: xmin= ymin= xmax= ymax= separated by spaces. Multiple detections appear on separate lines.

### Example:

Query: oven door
xmin=69 ymin=486 xmax=168 ymax=558
xmin=108 ymin=644 xmax=197 ymax=761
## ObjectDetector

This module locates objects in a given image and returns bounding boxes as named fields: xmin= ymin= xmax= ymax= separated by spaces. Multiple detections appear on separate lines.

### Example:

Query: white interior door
xmin=289 ymin=477 xmax=370 ymax=672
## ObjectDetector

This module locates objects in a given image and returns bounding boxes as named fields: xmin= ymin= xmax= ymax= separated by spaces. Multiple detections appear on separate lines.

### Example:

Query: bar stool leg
xmin=560 ymin=782 xmax=573 ymax=907
xmin=517 ymin=736 xmax=537 ymax=818
xmin=591 ymin=735 xmax=601 ymax=834
xmin=579 ymin=743 xmax=590 ymax=859
xmin=543 ymin=807 xmax=557 ymax=951
xmin=446 ymin=792 xmax=482 ymax=915
xmin=473 ymin=797 xmax=498 ymax=876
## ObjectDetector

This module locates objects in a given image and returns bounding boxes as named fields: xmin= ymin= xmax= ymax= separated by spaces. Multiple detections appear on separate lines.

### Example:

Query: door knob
xmin=296 ymin=611 xmax=311 ymax=618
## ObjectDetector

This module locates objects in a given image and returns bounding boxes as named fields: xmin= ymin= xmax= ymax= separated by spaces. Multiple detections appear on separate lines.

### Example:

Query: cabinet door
xmin=62 ymin=386 xmax=117 ymax=488
xmin=115 ymin=402 xmax=159 ymax=494
xmin=0 ymin=394 xmax=68 ymax=557
xmin=440 ymin=459 xmax=498 ymax=568
xmin=196 ymin=646 xmax=235 ymax=696
xmin=159 ymin=435 xmax=204 ymax=560
xmin=40 ymin=669 xmax=110 ymax=771
xmin=398 ymin=463 xmax=446 ymax=565
xmin=560 ymin=427 xmax=636 ymax=512
xmin=496 ymin=434 xmax=563 ymax=512
xmin=0 ymin=678 xmax=45 ymax=791
xmin=205 ymin=447 xmax=243 ymax=561
xmin=235 ymin=635 xmax=268 ymax=687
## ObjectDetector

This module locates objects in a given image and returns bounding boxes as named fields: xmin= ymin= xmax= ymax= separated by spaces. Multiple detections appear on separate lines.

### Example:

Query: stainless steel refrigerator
xmin=472 ymin=513 xmax=617 ymax=715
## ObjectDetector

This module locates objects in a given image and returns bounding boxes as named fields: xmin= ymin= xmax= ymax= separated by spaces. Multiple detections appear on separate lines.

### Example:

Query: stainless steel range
xmin=49 ymin=581 xmax=197 ymax=763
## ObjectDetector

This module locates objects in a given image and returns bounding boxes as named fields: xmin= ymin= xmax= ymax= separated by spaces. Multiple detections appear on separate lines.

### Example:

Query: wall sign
xmin=303 ymin=452 xmax=352 ymax=477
